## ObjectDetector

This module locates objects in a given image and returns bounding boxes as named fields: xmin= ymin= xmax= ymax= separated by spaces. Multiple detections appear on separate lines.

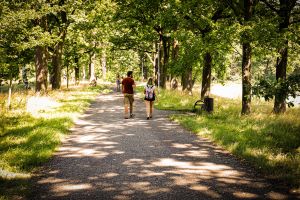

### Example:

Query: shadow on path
xmin=30 ymin=92 xmax=299 ymax=200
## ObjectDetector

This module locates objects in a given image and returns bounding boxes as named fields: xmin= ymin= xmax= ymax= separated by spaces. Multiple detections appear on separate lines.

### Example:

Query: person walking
xmin=144 ymin=77 xmax=156 ymax=120
xmin=116 ymin=73 xmax=121 ymax=92
xmin=122 ymin=71 xmax=136 ymax=119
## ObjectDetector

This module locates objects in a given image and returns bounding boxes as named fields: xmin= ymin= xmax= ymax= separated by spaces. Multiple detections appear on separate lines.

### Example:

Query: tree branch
xmin=145 ymin=52 xmax=155 ymax=66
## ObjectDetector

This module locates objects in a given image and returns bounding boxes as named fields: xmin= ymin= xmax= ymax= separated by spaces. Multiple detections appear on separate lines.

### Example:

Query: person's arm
xmin=132 ymin=79 xmax=136 ymax=89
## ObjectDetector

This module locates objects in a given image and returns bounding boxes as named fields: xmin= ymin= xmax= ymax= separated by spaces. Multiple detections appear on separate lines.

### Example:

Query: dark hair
xmin=147 ymin=77 xmax=153 ymax=85
xmin=127 ymin=71 xmax=133 ymax=77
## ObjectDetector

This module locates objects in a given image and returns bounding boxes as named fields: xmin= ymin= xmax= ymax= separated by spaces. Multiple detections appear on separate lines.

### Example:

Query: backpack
xmin=145 ymin=85 xmax=155 ymax=101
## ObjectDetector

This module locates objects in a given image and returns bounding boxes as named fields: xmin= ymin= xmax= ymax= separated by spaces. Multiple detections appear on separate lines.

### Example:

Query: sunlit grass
xmin=0 ymin=83 xmax=110 ymax=199
xmin=156 ymin=89 xmax=300 ymax=188
xmin=155 ymin=89 xmax=199 ymax=111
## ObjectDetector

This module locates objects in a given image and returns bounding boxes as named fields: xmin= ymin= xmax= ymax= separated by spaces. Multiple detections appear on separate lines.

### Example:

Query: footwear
xmin=150 ymin=115 xmax=152 ymax=118
xmin=124 ymin=117 xmax=129 ymax=119
xmin=147 ymin=117 xmax=150 ymax=120
xmin=130 ymin=114 xmax=135 ymax=118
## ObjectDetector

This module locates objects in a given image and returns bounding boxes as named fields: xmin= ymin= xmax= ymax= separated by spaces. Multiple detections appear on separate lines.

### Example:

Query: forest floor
xmin=29 ymin=90 xmax=299 ymax=200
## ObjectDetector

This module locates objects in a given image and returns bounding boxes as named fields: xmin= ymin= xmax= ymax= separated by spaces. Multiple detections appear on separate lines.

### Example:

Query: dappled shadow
xmin=0 ymin=117 xmax=72 ymax=171
xmin=30 ymin=93 xmax=298 ymax=200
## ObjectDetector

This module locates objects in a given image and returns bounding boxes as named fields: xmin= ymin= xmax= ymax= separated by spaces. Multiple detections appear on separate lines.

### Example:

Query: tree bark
xmin=51 ymin=2 xmax=67 ymax=90
xmin=242 ymin=42 xmax=252 ymax=114
xmin=90 ymin=52 xmax=96 ymax=86
xmin=241 ymin=0 xmax=254 ymax=115
xmin=74 ymin=56 xmax=80 ymax=85
xmin=155 ymin=42 xmax=159 ymax=86
xmin=273 ymin=1 xmax=290 ymax=114
xmin=170 ymin=39 xmax=179 ymax=88
xmin=201 ymin=52 xmax=212 ymax=99
xmin=35 ymin=46 xmax=48 ymax=92
xmin=51 ymin=41 xmax=63 ymax=89
xmin=273 ymin=41 xmax=288 ymax=113
xmin=159 ymin=35 xmax=170 ymax=88
xmin=182 ymin=66 xmax=193 ymax=94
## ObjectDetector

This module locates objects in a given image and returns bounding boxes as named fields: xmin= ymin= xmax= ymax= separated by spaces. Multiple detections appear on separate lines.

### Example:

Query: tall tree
xmin=177 ymin=0 xmax=233 ymax=96
xmin=261 ymin=0 xmax=300 ymax=113
xmin=225 ymin=0 xmax=258 ymax=114
xmin=113 ymin=0 xmax=179 ymax=88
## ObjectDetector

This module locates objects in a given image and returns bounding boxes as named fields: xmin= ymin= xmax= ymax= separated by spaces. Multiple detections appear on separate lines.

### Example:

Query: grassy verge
xmin=155 ymin=89 xmax=300 ymax=188
xmin=0 ymin=84 xmax=111 ymax=200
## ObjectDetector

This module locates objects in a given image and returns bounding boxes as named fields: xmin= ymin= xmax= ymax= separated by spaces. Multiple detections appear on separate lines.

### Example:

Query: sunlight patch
xmin=233 ymin=191 xmax=259 ymax=199
xmin=56 ymin=183 xmax=92 ymax=191
xmin=26 ymin=96 xmax=60 ymax=115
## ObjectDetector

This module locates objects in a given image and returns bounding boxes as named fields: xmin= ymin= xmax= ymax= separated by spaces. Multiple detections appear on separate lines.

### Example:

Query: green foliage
xmin=253 ymin=74 xmax=300 ymax=107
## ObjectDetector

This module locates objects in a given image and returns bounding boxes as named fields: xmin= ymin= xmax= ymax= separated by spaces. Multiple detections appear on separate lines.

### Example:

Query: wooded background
xmin=0 ymin=0 xmax=299 ymax=114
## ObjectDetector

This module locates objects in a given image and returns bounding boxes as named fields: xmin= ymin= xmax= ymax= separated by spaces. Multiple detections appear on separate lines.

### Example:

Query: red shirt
xmin=122 ymin=77 xmax=135 ymax=94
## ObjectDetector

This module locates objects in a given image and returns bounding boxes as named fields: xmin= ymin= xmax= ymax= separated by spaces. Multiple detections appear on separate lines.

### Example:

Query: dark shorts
xmin=124 ymin=94 xmax=134 ymax=105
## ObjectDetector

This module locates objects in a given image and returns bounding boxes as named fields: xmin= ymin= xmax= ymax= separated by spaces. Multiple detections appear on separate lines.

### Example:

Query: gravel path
xmin=30 ymin=92 xmax=298 ymax=200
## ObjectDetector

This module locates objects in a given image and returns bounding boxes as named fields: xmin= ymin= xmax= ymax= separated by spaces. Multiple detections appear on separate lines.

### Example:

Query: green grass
xmin=156 ymin=89 xmax=300 ymax=188
xmin=155 ymin=89 xmax=199 ymax=111
xmin=0 ymin=84 xmax=109 ymax=200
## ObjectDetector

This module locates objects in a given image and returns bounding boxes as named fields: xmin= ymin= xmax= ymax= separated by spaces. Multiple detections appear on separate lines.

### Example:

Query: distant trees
xmin=0 ymin=0 xmax=299 ymax=114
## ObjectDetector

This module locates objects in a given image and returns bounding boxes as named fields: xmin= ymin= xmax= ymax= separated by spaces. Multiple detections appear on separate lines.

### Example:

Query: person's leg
xmin=150 ymin=101 xmax=153 ymax=118
xmin=129 ymin=94 xmax=134 ymax=117
xmin=145 ymin=101 xmax=150 ymax=118
xmin=124 ymin=94 xmax=129 ymax=118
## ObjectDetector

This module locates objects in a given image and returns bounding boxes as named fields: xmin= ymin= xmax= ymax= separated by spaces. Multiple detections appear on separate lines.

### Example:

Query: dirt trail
xmin=30 ymin=92 xmax=298 ymax=200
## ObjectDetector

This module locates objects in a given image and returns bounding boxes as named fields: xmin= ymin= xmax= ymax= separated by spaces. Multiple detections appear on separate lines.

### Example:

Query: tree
xmin=179 ymin=0 xmax=232 ymax=98
xmin=260 ymin=0 xmax=300 ymax=113
xmin=113 ymin=0 xmax=179 ymax=88
xmin=224 ymin=0 xmax=259 ymax=115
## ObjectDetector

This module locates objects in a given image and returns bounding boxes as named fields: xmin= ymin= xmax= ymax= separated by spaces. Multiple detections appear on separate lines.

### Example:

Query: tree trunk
xmin=88 ymin=53 xmax=92 ymax=79
xmin=90 ymin=52 xmax=96 ymax=86
xmin=155 ymin=42 xmax=159 ymax=86
xmin=66 ymin=65 xmax=69 ymax=88
xmin=159 ymin=35 xmax=170 ymax=88
xmin=101 ymin=53 xmax=107 ymax=80
xmin=201 ymin=52 xmax=212 ymax=99
xmin=140 ymin=53 xmax=147 ymax=80
xmin=273 ymin=41 xmax=288 ymax=113
xmin=51 ymin=41 xmax=63 ymax=89
xmin=83 ymin=64 xmax=87 ymax=81
xmin=241 ymin=42 xmax=252 ymax=115
xmin=241 ymin=0 xmax=254 ymax=115
xmin=74 ymin=56 xmax=80 ymax=85
xmin=7 ymin=69 xmax=12 ymax=109
xmin=163 ymin=36 xmax=170 ymax=88
xmin=171 ymin=39 xmax=179 ymax=88
xmin=172 ymin=39 xmax=179 ymax=61
xmin=182 ymin=66 xmax=193 ymax=94
xmin=35 ymin=46 xmax=48 ymax=93
xmin=273 ymin=1 xmax=290 ymax=114
xmin=51 ymin=4 xmax=67 ymax=90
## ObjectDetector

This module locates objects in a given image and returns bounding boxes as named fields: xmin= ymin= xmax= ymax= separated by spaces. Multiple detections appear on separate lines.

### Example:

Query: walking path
xmin=31 ymin=92 xmax=298 ymax=200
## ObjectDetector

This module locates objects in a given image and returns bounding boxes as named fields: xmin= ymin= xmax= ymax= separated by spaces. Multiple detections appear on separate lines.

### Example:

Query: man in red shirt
xmin=122 ymin=71 xmax=136 ymax=119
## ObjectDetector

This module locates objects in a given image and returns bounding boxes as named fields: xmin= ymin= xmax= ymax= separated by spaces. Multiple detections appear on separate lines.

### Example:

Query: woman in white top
xmin=144 ymin=78 xmax=156 ymax=120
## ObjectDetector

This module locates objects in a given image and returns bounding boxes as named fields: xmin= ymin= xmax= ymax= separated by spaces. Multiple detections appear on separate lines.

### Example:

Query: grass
xmin=155 ymin=89 xmax=300 ymax=189
xmin=0 ymin=83 xmax=111 ymax=200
